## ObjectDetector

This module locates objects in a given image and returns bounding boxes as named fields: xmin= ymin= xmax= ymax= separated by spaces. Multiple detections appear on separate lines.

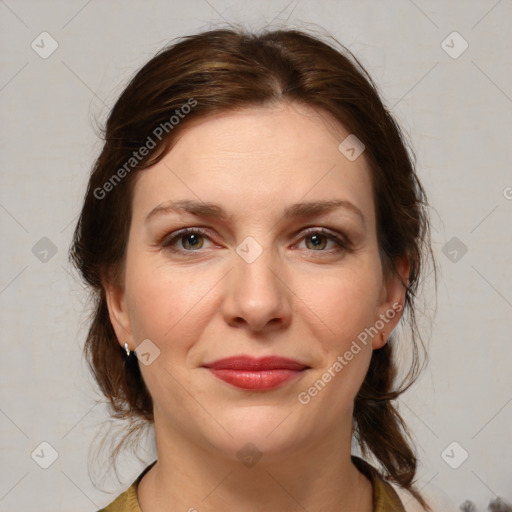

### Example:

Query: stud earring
xmin=124 ymin=343 xmax=131 ymax=356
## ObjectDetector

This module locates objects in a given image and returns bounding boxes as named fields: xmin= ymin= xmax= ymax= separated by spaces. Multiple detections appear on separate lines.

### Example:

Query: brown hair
xmin=70 ymin=26 xmax=435 ymax=509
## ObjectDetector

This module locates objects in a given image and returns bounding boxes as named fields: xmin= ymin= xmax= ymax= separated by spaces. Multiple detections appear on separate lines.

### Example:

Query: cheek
xmin=291 ymin=262 xmax=381 ymax=408
xmin=124 ymin=256 xmax=218 ymax=347
xmin=295 ymin=260 xmax=383 ymax=346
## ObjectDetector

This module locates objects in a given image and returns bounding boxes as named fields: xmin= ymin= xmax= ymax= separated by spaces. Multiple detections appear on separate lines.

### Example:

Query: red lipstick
xmin=202 ymin=356 xmax=309 ymax=390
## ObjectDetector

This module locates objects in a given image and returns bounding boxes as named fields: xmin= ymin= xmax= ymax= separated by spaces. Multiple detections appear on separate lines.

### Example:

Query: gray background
xmin=1 ymin=1 xmax=511 ymax=511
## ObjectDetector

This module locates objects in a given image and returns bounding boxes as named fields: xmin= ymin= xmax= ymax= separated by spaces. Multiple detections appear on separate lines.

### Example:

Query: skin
xmin=105 ymin=102 xmax=409 ymax=512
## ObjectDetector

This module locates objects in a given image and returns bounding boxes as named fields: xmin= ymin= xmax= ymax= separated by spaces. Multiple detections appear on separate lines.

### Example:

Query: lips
xmin=202 ymin=356 xmax=310 ymax=390
xmin=203 ymin=356 xmax=309 ymax=371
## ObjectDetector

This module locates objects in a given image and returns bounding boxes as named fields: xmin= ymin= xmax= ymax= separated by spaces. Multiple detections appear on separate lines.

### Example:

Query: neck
xmin=137 ymin=410 xmax=373 ymax=512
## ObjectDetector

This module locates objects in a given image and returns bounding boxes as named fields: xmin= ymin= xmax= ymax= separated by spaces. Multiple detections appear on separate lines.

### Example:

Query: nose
xmin=221 ymin=245 xmax=292 ymax=333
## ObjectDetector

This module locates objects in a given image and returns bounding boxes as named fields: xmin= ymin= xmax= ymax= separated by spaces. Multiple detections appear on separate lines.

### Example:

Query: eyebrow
xmin=145 ymin=198 xmax=366 ymax=228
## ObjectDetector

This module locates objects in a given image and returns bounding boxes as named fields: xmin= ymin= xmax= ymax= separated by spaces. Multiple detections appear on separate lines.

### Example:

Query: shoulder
xmin=353 ymin=456 xmax=463 ymax=512
xmin=96 ymin=461 xmax=156 ymax=512
xmin=97 ymin=483 xmax=138 ymax=512
xmin=352 ymin=456 xmax=407 ymax=512
xmin=393 ymin=482 xmax=462 ymax=512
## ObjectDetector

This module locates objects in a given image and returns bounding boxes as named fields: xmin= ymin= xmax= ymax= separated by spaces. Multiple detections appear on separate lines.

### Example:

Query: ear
xmin=372 ymin=255 xmax=410 ymax=350
xmin=103 ymin=274 xmax=135 ymax=352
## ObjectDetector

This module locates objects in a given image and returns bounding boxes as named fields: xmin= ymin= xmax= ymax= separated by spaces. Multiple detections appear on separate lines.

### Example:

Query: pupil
xmin=307 ymin=234 xmax=326 ymax=250
xmin=184 ymin=234 xmax=201 ymax=248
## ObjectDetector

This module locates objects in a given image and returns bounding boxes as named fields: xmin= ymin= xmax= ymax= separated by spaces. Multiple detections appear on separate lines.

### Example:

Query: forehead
xmin=131 ymin=103 xmax=375 ymax=228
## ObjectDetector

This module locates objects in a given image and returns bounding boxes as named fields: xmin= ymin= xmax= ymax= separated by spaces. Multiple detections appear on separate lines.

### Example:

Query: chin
xmin=201 ymin=407 xmax=311 ymax=463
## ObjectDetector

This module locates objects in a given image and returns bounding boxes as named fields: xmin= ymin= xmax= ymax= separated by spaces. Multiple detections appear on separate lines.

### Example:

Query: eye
xmin=296 ymin=228 xmax=349 ymax=253
xmin=162 ymin=227 xmax=213 ymax=253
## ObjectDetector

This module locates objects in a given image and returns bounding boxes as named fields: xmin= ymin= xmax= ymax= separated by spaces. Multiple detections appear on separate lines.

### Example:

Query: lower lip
xmin=207 ymin=369 xmax=305 ymax=390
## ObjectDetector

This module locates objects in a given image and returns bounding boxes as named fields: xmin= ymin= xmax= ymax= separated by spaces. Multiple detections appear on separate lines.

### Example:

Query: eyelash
xmin=161 ymin=227 xmax=351 ymax=256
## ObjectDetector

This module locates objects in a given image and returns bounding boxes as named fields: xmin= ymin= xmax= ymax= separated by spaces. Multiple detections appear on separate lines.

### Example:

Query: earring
xmin=124 ymin=343 xmax=131 ymax=356
xmin=381 ymin=332 xmax=386 ymax=345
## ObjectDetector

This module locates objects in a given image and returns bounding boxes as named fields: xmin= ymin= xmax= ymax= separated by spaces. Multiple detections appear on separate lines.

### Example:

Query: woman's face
xmin=106 ymin=102 xmax=407 ymax=463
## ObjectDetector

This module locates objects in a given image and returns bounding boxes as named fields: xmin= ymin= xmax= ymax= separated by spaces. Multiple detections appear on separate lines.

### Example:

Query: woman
xmin=70 ymin=27 xmax=434 ymax=512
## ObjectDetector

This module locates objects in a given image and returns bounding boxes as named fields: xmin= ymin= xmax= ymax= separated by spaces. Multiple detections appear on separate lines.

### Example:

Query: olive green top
xmin=98 ymin=456 xmax=406 ymax=511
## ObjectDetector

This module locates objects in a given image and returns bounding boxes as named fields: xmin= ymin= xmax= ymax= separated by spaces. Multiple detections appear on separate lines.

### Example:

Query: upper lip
xmin=202 ymin=356 xmax=309 ymax=371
